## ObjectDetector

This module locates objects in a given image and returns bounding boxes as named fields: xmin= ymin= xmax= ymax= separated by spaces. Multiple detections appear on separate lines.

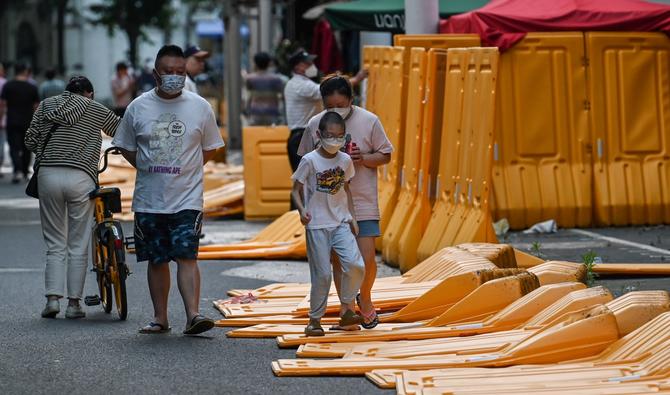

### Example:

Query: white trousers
xmin=38 ymin=166 xmax=94 ymax=299
xmin=306 ymin=223 xmax=365 ymax=319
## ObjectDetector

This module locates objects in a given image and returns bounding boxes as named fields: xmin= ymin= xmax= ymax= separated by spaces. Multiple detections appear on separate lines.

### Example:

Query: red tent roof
xmin=439 ymin=0 xmax=670 ymax=50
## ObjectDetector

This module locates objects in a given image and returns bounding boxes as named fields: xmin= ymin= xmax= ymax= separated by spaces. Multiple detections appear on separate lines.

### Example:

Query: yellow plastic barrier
xmin=492 ymin=33 xmax=592 ymax=230
xmin=394 ymin=49 xmax=448 ymax=271
xmin=393 ymin=34 xmax=481 ymax=48
xmin=416 ymin=48 xmax=469 ymax=262
xmin=242 ymin=126 xmax=292 ymax=219
xmin=416 ymin=48 xmax=499 ymax=265
xmin=382 ymin=47 xmax=428 ymax=267
xmin=587 ymin=32 xmax=670 ymax=226
xmin=376 ymin=47 xmax=407 ymax=248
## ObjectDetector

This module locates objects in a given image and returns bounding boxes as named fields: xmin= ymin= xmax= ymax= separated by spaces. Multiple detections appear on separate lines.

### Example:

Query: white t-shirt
xmin=184 ymin=75 xmax=198 ymax=94
xmin=298 ymin=106 xmax=393 ymax=221
xmin=292 ymin=150 xmax=355 ymax=229
xmin=112 ymin=89 xmax=225 ymax=214
xmin=284 ymin=74 xmax=322 ymax=130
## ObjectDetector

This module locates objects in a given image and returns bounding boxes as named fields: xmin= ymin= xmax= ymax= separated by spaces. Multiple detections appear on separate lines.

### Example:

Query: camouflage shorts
xmin=134 ymin=210 xmax=203 ymax=265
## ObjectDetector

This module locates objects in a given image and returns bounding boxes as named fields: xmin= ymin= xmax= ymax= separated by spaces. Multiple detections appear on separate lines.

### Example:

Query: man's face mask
xmin=155 ymin=70 xmax=185 ymax=95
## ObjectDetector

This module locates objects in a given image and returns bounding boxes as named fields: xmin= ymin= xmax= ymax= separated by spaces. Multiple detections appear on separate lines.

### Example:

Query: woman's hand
xmin=349 ymin=219 xmax=359 ymax=236
xmin=349 ymin=145 xmax=364 ymax=164
xmin=299 ymin=210 xmax=312 ymax=225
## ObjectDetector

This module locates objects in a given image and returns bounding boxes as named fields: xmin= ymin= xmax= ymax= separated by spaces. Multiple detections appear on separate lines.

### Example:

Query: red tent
xmin=440 ymin=0 xmax=670 ymax=50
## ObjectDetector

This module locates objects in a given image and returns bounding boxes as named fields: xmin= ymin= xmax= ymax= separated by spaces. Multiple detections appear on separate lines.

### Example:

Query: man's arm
xmin=203 ymin=149 xmax=217 ymax=165
xmin=349 ymin=69 xmax=369 ymax=86
xmin=117 ymin=148 xmax=137 ymax=168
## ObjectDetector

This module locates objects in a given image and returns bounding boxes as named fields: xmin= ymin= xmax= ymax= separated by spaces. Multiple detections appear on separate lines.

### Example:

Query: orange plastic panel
xmin=492 ymin=33 xmax=592 ymax=229
xmin=587 ymin=32 xmax=670 ymax=226
xmin=242 ymin=126 xmax=292 ymax=219
xmin=382 ymin=47 xmax=428 ymax=267
xmin=396 ymin=49 xmax=448 ymax=271
xmin=377 ymin=47 xmax=407 ymax=243
xmin=393 ymin=34 xmax=481 ymax=50
xmin=416 ymin=48 xmax=469 ymax=262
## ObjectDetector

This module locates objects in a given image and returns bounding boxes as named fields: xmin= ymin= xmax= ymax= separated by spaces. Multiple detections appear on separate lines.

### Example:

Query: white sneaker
xmin=65 ymin=304 xmax=85 ymax=319
xmin=41 ymin=299 xmax=60 ymax=318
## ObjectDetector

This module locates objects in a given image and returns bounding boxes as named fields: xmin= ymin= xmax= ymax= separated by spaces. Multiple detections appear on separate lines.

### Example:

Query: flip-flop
xmin=356 ymin=293 xmax=379 ymax=329
xmin=183 ymin=314 xmax=215 ymax=335
xmin=139 ymin=322 xmax=171 ymax=334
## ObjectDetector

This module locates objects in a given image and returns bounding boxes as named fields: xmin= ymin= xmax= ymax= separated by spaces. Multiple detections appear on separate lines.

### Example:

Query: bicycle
xmin=84 ymin=147 xmax=131 ymax=320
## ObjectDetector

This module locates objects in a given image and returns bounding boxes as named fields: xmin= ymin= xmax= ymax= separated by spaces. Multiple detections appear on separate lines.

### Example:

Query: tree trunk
xmin=127 ymin=30 xmax=139 ymax=67
xmin=56 ymin=0 xmax=67 ymax=75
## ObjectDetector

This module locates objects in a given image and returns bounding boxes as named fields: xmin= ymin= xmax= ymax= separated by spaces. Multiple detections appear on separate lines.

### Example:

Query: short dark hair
xmin=155 ymin=45 xmax=185 ymax=68
xmin=14 ymin=63 xmax=27 ymax=75
xmin=45 ymin=68 xmax=56 ymax=80
xmin=66 ymin=75 xmax=94 ymax=95
xmin=254 ymin=52 xmax=272 ymax=70
xmin=115 ymin=62 xmax=128 ymax=72
xmin=320 ymin=74 xmax=353 ymax=100
xmin=318 ymin=111 xmax=346 ymax=134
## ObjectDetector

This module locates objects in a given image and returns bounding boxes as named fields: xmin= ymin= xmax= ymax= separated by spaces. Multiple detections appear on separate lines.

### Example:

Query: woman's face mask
xmin=155 ymin=70 xmax=185 ymax=95
xmin=328 ymin=106 xmax=351 ymax=119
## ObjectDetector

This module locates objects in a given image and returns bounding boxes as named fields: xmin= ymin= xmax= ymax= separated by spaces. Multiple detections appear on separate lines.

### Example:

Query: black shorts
xmin=134 ymin=210 xmax=203 ymax=264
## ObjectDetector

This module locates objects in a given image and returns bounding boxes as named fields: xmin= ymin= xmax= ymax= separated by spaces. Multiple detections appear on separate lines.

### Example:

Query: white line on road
xmin=0 ymin=268 xmax=42 ymax=273
xmin=569 ymin=229 xmax=670 ymax=256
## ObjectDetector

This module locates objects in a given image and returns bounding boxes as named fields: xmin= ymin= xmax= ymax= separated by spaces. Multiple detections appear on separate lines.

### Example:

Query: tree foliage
xmin=89 ymin=0 xmax=174 ymax=66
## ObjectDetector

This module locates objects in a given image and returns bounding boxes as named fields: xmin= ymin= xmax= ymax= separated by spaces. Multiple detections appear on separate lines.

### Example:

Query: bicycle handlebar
xmin=99 ymin=147 xmax=122 ymax=174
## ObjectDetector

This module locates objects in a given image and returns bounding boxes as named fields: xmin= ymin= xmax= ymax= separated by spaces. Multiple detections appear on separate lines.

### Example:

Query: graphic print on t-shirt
xmin=316 ymin=167 xmax=345 ymax=195
xmin=148 ymin=113 xmax=184 ymax=175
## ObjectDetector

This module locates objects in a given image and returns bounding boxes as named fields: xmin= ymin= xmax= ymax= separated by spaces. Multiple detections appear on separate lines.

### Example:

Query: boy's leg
xmin=306 ymin=228 xmax=333 ymax=319
xmin=331 ymin=224 xmax=365 ymax=310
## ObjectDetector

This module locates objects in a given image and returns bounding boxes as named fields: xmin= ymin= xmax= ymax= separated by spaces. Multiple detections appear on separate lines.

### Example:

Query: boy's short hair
xmin=319 ymin=111 xmax=346 ymax=134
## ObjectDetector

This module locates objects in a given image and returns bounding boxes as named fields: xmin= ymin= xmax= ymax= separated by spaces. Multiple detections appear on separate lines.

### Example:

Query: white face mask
xmin=320 ymin=137 xmax=345 ymax=154
xmin=305 ymin=64 xmax=318 ymax=78
xmin=329 ymin=107 xmax=351 ymax=119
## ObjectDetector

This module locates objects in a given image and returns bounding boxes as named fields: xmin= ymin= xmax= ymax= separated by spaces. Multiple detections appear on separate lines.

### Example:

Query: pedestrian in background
xmin=25 ymin=76 xmax=120 ymax=319
xmin=0 ymin=63 xmax=40 ymax=183
xmin=39 ymin=68 xmax=65 ymax=100
xmin=113 ymin=45 xmax=224 ymax=335
xmin=245 ymin=52 xmax=284 ymax=126
xmin=291 ymin=111 xmax=364 ymax=336
xmin=0 ymin=63 xmax=6 ymax=175
xmin=111 ymin=61 xmax=134 ymax=117
xmin=136 ymin=58 xmax=156 ymax=95
xmin=184 ymin=45 xmax=209 ymax=95
xmin=298 ymin=74 xmax=393 ymax=329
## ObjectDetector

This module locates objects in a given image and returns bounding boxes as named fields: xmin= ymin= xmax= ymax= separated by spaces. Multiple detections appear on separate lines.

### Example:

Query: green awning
xmin=324 ymin=0 xmax=489 ymax=33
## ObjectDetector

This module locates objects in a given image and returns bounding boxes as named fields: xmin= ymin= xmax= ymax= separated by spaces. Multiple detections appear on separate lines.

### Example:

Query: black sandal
xmin=139 ymin=322 xmax=171 ymax=334
xmin=183 ymin=314 xmax=215 ymax=335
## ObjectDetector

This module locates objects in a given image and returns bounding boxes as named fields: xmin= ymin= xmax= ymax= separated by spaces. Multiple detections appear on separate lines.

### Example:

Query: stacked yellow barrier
xmin=416 ymin=48 xmax=499 ymax=265
xmin=491 ymin=33 xmax=592 ymax=229
xmin=587 ymin=32 xmax=670 ymax=226
xmin=382 ymin=47 xmax=428 ymax=268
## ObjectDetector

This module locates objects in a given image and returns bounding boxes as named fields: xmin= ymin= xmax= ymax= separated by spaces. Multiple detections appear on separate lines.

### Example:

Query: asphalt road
xmin=1 ymin=174 xmax=670 ymax=394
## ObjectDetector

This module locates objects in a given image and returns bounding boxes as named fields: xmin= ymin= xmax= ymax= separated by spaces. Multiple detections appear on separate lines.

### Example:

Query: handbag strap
xmin=36 ymin=123 xmax=59 ymax=166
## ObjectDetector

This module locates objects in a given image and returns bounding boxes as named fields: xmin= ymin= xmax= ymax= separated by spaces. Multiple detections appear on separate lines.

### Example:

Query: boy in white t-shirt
xmin=291 ymin=112 xmax=365 ymax=336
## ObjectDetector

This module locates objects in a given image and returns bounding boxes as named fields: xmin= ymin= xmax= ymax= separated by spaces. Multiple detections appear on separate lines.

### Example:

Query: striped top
xmin=25 ymin=91 xmax=120 ymax=182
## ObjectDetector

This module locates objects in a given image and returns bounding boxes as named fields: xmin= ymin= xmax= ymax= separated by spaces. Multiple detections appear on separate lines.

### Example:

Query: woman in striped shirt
xmin=25 ymin=76 xmax=120 ymax=319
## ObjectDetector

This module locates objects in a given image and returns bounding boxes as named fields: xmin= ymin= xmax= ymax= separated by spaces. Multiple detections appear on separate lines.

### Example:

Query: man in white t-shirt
xmin=113 ymin=45 xmax=225 ymax=336
xmin=183 ymin=45 xmax=210 ymax=95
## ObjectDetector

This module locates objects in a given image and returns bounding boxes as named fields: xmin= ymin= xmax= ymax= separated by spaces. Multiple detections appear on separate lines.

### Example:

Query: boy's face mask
xmin=318 ymin=131 xmax=345 ymax=154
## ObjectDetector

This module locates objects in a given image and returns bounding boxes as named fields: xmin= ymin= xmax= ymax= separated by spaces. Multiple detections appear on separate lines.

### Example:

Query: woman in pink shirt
xmin=298 ymin=75 xmax=393 ymax=329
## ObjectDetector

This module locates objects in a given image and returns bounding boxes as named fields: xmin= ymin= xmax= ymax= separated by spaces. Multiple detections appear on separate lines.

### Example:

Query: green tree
xmin=37 ymin=0 xmax=70 ymax=74
xmin=89 ymin=0 xmax=173 ymax=66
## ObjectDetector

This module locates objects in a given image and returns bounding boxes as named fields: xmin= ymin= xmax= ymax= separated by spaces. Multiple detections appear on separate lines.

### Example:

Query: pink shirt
xmin=298 ymin=106 xmax=393 ymax=221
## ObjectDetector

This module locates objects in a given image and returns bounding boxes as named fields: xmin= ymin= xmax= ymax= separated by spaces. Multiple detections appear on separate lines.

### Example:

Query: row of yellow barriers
xmin=363 ymin=32 xmax=670 ymax=269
